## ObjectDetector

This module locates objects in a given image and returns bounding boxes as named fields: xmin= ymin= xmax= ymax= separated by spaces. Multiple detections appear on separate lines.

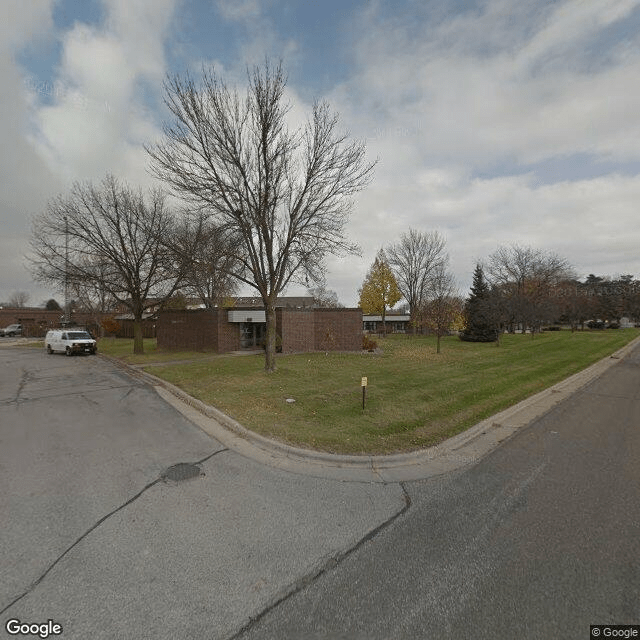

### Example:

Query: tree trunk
xmin=436 ymin=332 xmax=441 ymax=354
xmin=133 ymin=314 xmax=144 ymax=354
xmin=264 ymin=301 xmax=277 ymax=373
xmin=382 ymin=305 xmax=386 ymax=334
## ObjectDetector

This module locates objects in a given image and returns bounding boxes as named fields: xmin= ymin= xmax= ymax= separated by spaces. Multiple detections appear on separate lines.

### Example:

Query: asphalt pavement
xmin=0 ymin=347 xmax=404 ymax=639
xmin=2 ymin=338 xmax=640 ymax=640
xmin=234 ymin=344 xmax=640 ymax=639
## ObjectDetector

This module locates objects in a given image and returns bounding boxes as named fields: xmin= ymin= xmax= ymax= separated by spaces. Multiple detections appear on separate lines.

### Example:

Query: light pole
xmin=64 ymin=215 xmax=70 ymax=325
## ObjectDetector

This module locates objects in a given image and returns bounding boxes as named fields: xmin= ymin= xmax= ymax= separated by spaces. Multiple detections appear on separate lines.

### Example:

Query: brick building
xmin=0 ymin=308 xmax=105 ymax=337
xmin=157 ymin=307 xmax=362 ymax=353
xmin=0 ymin=307 xmax=156 ymax=338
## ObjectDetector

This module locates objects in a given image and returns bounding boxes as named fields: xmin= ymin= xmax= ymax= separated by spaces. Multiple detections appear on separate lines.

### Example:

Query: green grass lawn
xmin=122 ymin=329 xmax=640 ymax=455
xmin=97 ymin=338 xmax=220 ymax=365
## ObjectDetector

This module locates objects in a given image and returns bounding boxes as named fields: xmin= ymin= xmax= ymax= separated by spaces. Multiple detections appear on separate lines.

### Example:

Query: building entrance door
xmin=240 ymin=323 xmax=265 ymax=349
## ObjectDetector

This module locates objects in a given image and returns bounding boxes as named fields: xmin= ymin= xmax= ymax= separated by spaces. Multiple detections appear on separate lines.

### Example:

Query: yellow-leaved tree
xmin=358 ymin=249 xmax=402 ymax=332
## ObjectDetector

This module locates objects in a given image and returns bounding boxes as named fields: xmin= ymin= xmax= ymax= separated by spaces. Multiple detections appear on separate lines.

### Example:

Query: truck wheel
xmin=65 ymin=347 xmax=72 ymax=357
xmin=47 ymin=345 xmax=53 ymax=354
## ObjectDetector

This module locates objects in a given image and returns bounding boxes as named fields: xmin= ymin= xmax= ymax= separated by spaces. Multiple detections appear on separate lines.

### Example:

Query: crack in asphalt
xmin=9 ymin=369 xmax=32 ymax=408
xmin=0 ymin=448 xmax=229 ymax=616
xmin=228 ymin=481 xmax=412 ymax=640
xmin=0 ymin=384 xmax=140 ymax=406
xmin=583 ymin=390 xmax=636 ymax=401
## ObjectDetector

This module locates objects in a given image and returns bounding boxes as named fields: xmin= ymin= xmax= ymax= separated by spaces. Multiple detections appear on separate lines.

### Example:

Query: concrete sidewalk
xmin=107 ymin=334 xmax=640 ymax=483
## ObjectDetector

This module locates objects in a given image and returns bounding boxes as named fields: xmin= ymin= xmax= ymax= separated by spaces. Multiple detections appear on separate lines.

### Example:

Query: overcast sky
xmin=3 ymin=0 xmax=640 ymax=307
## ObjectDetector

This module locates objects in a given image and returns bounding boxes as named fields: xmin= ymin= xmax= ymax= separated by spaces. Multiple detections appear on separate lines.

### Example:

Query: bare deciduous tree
xmin=387 ymin=229 xmax=447 ymax=334
xmin=307 ymin=281 xmax=342 ymax=308
xmin=146 ymin=60 xmax=374 ymax=372
xmin=422 ymin=262 xmax=459 ymax=353
xmin=69 ymin=259 xmax=118 ymax=313
xmin=174 ymin=216 xmax=240 ymax=308
xmin=486 ymin=244 xmax=573 ymax=334
xmin=29 ymin=175 xmax=195 ymax=354
xmin=8 ymin=291 xmax=30 ymax=308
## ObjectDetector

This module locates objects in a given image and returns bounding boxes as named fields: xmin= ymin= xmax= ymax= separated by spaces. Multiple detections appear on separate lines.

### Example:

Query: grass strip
xmin=106 ymin=329 xmax=640 ymax=455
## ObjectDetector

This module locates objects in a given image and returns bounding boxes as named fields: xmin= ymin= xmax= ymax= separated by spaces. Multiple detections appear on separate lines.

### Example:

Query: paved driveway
xmin=0 ymin=348 xmax=405 ymax=639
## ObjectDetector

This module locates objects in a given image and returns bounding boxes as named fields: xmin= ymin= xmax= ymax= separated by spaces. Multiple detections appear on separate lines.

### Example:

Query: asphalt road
xmin=233 ymin=345 xmax=640 ymax=640
xmin=0 ymin=347 xmax=405 ymax=639
xmin=3 ymin=343 xmax=640 ymax=640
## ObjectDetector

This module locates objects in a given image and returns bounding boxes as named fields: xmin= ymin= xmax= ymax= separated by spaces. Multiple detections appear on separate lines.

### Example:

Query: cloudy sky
xmin=2 ymin=0 xmax=640 ymax=307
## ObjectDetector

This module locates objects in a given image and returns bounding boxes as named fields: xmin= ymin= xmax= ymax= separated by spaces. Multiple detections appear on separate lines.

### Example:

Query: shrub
xmin=362 ymin=335 xmax=377 ymax=351
xmin=101 ymin=317 xmax=121 ymax=336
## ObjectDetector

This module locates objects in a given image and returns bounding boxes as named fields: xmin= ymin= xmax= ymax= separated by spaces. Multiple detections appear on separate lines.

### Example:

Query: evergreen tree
xmin=44 ymin=298 xmax=61 ymax=310
xmin=460 ymin=264 xmax=497 ymax=342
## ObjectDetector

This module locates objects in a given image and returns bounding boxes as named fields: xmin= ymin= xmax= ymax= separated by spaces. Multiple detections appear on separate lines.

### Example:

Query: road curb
xmin=101 ymin=335 xmax=640 ymax=482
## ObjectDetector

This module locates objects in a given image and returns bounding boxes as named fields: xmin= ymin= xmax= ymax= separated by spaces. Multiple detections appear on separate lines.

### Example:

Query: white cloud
xmin=0 ymin=0 xmax=55 ymax=50
xmin=0 ymin=0 xmax=178 ymax=301
xmin=105 ymin=0 xmax=175 ymax=79
xmin=3 ymin=0 xmax=640 ymax=308
xmin=0 ymin=0 xmax=61 ymax=301
xmin=214 ymin=0 xmax=299 ymax=72
xmin=516 ymin=0 xmax=640 ymax=69
xmin=336 ymin=0 xmax=640 ymax=168
xmin=216 ymin=0 xmax=261 ymax=23
xmin=328 ymin=169 xmax=640 ymax=306
xmin=30 ymin=0 xmax=178 ymax=185
xmin=318 ymin=0 xmax=640 ymax=304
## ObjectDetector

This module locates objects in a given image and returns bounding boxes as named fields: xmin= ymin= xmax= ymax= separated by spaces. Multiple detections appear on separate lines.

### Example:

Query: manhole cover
xmin=161 ymin=462 xmax=203 ymax=482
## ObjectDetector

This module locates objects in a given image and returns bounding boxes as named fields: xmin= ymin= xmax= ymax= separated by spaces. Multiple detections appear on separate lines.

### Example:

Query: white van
xmin=45 ymin=329 xmax=97 ymax=356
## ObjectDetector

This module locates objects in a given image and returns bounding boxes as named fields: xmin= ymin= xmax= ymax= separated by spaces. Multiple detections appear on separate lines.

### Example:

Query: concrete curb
xmin=102 ymin=335 xmax=640 ymax=483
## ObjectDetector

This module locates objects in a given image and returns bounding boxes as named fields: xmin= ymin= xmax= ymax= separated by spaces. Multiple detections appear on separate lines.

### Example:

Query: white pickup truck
xmin=45 ymin=329 xmax=97 ymax=356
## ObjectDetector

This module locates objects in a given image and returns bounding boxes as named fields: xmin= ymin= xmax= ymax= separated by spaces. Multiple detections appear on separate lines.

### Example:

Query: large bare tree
xmin=8 ymin=291 xmax=30 ymax=308
xmin=307 ymin=281 xmax=342 ymax=308
xmin=174 ymin=215 xmax=240 ymax=308
xmin=146 ymin=60 xmax=374 ymax=372
xmin=70 ymin=269 xmax=116 ymax=315
xmin=30 ymin=175 xmax=195 ymax=354
xmin=486 ymin=244 xmax=573 ymax=334
xmin=387 ymin=229 xmax=447 ymax=334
